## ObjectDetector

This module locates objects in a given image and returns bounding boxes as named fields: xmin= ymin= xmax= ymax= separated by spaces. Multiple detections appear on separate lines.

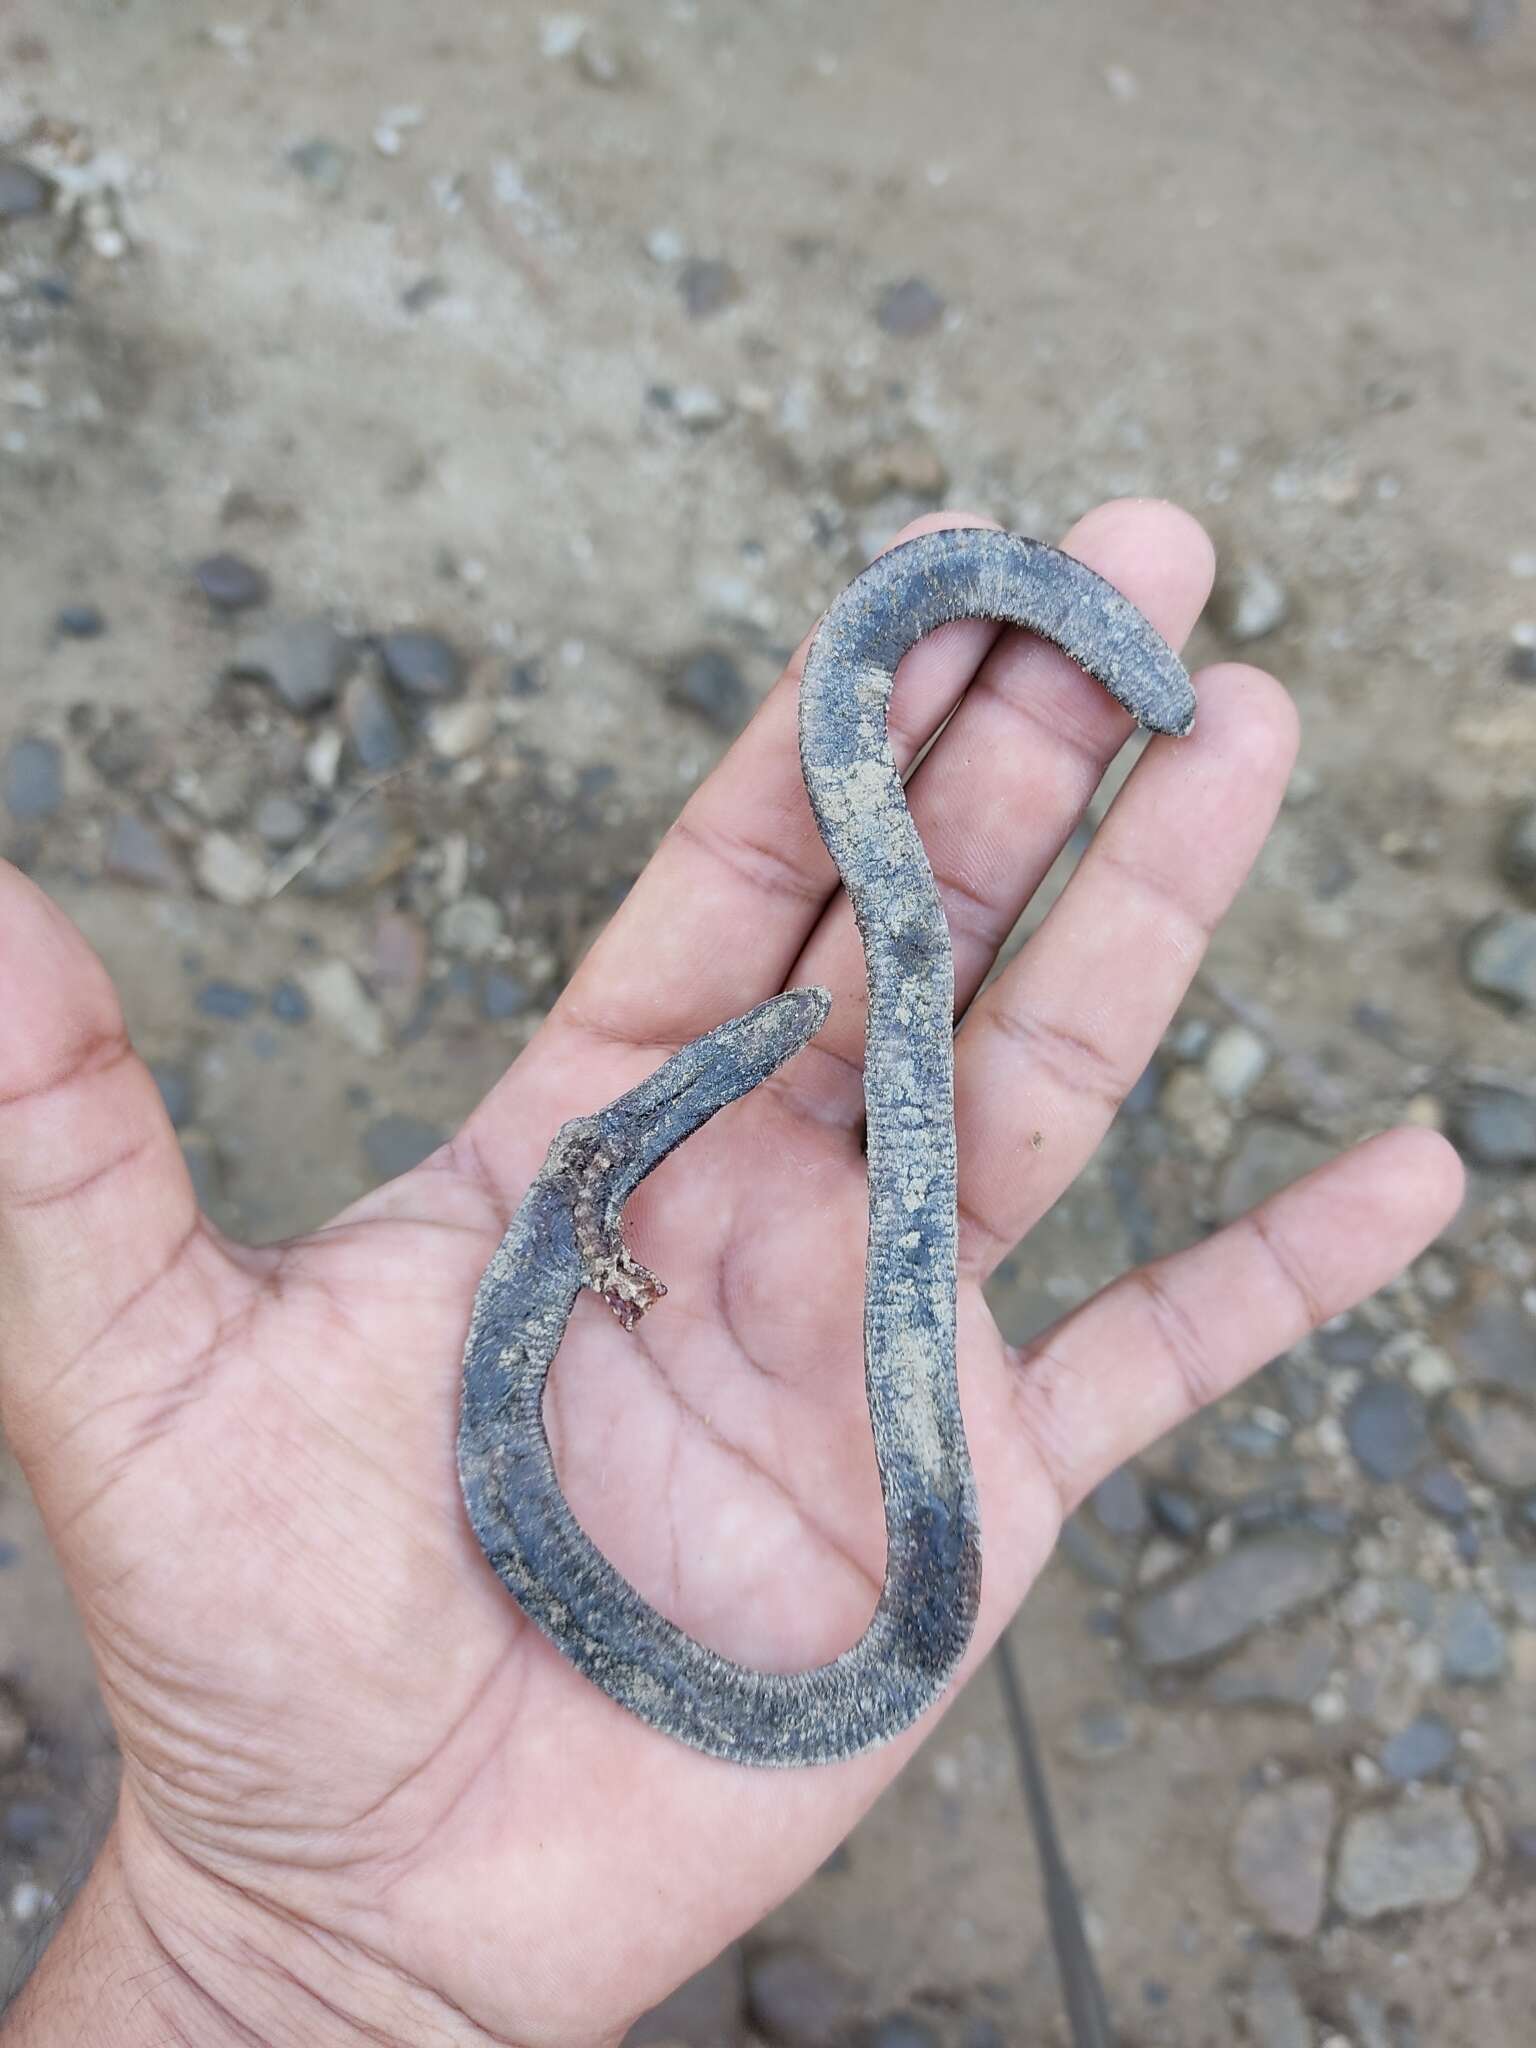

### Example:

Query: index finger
xmin=550 ymin=513 xmax=1005 ymax=1054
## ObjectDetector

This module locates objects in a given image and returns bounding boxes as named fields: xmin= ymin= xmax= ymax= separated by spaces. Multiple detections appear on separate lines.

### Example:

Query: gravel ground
xmin=2 ymin=2 xmax=1535 ymax=2042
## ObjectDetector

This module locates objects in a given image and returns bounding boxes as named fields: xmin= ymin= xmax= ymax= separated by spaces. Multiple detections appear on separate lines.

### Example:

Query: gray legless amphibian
xmin=457 ymin=527 xmax=1196 ymax=1766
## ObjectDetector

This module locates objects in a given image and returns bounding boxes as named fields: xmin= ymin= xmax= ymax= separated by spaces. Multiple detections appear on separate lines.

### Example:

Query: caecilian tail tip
xmin=795 ymin=984 xmax=834 ymax=1033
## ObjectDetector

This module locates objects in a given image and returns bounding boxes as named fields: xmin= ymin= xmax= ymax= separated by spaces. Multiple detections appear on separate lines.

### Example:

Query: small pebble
xmin=341 ymin=670 xmax=412 ymax=772
xmin=254 ymin=793 xmax=310 ymax=848
xmin=1344 ymin=1379 xmax=1431 ymax=1482
xmin=8 ymin=1880 xmax=46 ymax=1926
xmin=744 ymin=1944 xmax=861 ymax=2048
xmin=434 ymin=894 xmax=504 ymax=959
xmin=672 ymin=383 xmax=731 ymax=430
xmin=1204 ymin=1619 xmax=1336 ymax=1708
xmin=1215 ymin=560 xmax=1290 ymax=643
xmin=194 ymin=552 xmax=269 ymax=612
xmin=87 ymin=713 xmax=156 ymax=787
xmin=299 ymin=959 xmax=388 ymax=1057
xmin=426 ymin=697 xmax=497 ymax=760
xmin=104 ymin=813 xmax=181 ymax=889
xmin=1500 ymin=802 xmax=1536 ymax=896
xmin=0 ymin=157 xmax=51 ymax=219
xmin=669 ymin=647 xmax=750 ymax=733
xmin=364 ymin=1113 xmax=445 ymax=1181
xmin=2 ymin=737 xmax=64 ymax=821
xmin=1449 ymin=1083 xmax=1536 ymax=1168
xmin=371 ymin=910 xmax=430 ymax=1025
xmin=2 ymin=1802 xmax=54 ymax=1851
xmin=574 ymin=28 xmax=630 ymax=87
xmin=196 ymin=981 xmax=260 ymax=1022
xmin=1453 ymin=1295 xmax=1536 ymax=1395
xmin=194 ymin=832 xmax=268 ymax=907
xmin=1203 ymin=1023 xmax=1270 ymax=1103
xmin=1414 ymin=1464 xmax=1472 ymax=1522
xmin=270 ymin=980 xmax=310 ymax=1024
xmin=298 ymin=806 xmax=418 ymax=895
xmin=482 ymin=969 xmax=531 ymax=1021
xmin=1148 ymin=1483 xmax=1207 ymax=1542
xmin=288 ymin=137 xmax=352 ymax=197
xmin=1229 ymin=1778 xmax=1335 ymax=1939
xmin=1090 ymin=1464 xmax=1149 ymax=1539
xmin=833 ymin=433 xmax=949 ymax=507
xmin=644 ymin=224 xmax=687 ymax=265
xmin=1461 ymin=910 xmax=1536 ymax=1012
xmin=625 ymin=1947 xmax=744 ymax=2046
xmin=867 ymin=2016 xmax=942 ymax=2048
xmin=1436 ymin=1589 xmax=1506 ymax=1684
xmin=229 ymin=618 xmax=355 ymax=714
xmin=875 ymin=277 xmax=946 ymax=337
xmin=1316 ymin=1320 xmax=1380 ymax=1369
xmin=55 ymin=602 xmax=105 ymax=638
xmin=305 ymin=726 xmax=345 ymax=790
xmin=1061 ymin=1702 xmax=1139 ymax=1760
xmin=1333 ymin=1788 xmax=1480 ymax=1918
xmin=1380 ymin=1713 xmax=1457 ymax=1784
xmin=379 ymin=628 xmax=466 ymax=701
xmin=678 ymin=257 xmax=739 ymax=319
xmin=1128 ymin=1533 xmax=1346 ymax=1667
xmin=1058 ymin=1510 xmax=1133 ymax=1590
xmin=0 ymin=1695 xmax=27 ymax=1771
xmin=1240 ymin=1955 xmax=1311 ymax=2048
xmin=1437 ymin=1384 xmax=1536 ymax=1490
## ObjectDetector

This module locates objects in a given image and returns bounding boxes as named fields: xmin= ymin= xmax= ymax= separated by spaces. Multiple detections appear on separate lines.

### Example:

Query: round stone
xmin=1333 ymin=1789 xmax=1480 ymax=1919
xmin=744 ymin=1945 xmax=861 ymax=2048
xmin=1090 ymin=1464 xmax=1149 ymax=1538
xmin=867 ymin=2017 xmax=942 ymax=2048
xmin=1380 ymin=1714 xmax=1457 ymax=1784
xmin=254 ymin=793 xmax=310 ymax=848
xmin=1344 ymin=1379 xmax=1431 ymax=1482
xmin=229 ymin=618 xmax=355 ymax=714
xmin=1462 ymin=911 xmax=1536 ymax=1012
xmin=1230 ymin=1778 xmax=1335 ymax=1939
xmin=55 ymin=602 xmax=105 ymax=638
xmin=677 ymin=257 xmax=739 ymax=319
xmin=2 ymin=737 xmax=64 ymax=821
xmin=1216 ymin=561 xmax=1290 ymax=644
xmin=1435 ymin=1589 xmax=1505 ymax=1684
xmin=875 ymin=277 xmax=946 ymax=337
xmin=0 ymin=157 xmax=51 ymax=219
xmin=669 ymin=647 xmax=750 ymax=733
xmin=434 ymin=894 xmax=504 ymax=959
xmin=379 ymin=629 xmax=465 ymax=701
xmin=1500 ymin=802 xmax=1536 ymax=895
xmin=194 ymin=552 xmax=270 ymax=611
xmin=1437 ymin=1384 xmax=1536 ymax=1491
xmin=341 ymin=671 xmax=412 ymax=773
xmin=1203 ymin=1023 xmax=1270 ymax=1103
xmin=1450 ymin=1084 xmax=1536 ymax=1169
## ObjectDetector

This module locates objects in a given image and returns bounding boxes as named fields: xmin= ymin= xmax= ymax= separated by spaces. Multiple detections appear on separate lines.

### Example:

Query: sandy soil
xmin=2 ymin=2 xmax=1536 ymax=2041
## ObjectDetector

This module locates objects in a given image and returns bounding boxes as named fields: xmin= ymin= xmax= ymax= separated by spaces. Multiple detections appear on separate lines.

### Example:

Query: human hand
xmin=0 ymin=502 xmax=1462 ymax=2047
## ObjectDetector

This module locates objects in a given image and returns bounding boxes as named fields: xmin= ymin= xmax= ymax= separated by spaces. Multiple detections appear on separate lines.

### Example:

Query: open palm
xmin=0 ymin=503 xmax=1460 ymax=2048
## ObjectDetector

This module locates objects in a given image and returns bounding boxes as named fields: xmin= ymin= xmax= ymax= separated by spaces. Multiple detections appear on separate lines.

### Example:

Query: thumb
xmin=0 ymin=861 xmax=213 ymax=1473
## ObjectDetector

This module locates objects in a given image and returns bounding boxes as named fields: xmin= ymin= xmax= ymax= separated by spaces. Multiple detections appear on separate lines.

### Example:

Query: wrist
xmin=4 ymin=1794 xmax=533 ymax=2048
xmin=0 ymin=1826 xmax=246 ymax=2048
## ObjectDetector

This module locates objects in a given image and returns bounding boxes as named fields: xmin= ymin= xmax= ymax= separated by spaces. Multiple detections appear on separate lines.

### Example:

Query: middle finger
xmin=782 ymin=498 xmax=1216 ymax=1125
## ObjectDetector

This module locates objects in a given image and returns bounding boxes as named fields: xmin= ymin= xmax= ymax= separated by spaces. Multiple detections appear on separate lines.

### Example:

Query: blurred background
xmin=1 ymin=2 xmax=1534 ymax=2043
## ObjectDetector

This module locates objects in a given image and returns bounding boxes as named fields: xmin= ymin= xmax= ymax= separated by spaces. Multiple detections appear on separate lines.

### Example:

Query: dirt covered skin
xmin=1 ymin=2 xmax=1535 ymax=2040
